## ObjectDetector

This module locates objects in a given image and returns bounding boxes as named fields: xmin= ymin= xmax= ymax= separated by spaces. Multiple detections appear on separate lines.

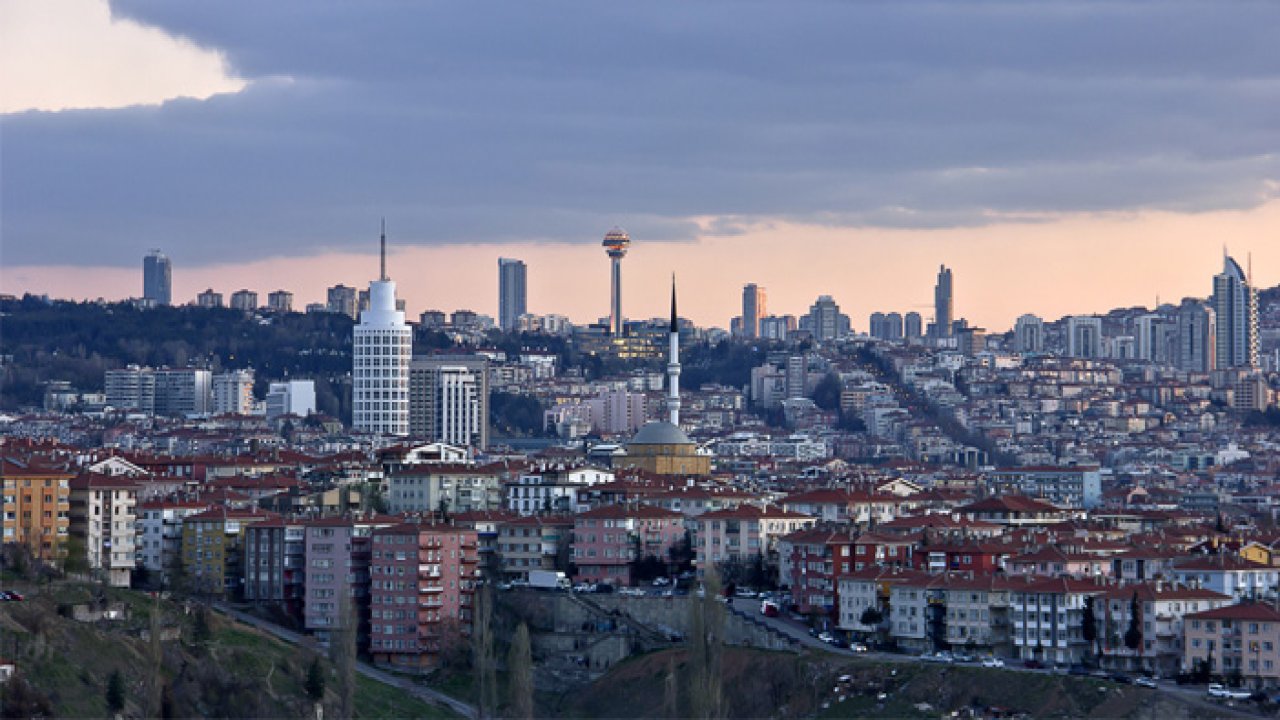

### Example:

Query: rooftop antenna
xmin=380 ymin=218 xmax=387 ymax=281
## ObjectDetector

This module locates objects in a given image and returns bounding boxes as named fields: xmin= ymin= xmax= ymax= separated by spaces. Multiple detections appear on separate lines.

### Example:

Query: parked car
xmin=1109 ymin=673 xmax=1133 ymax=685
xmin=760 ymin=600 xmax=780 ymax=617
xmin=1022 ymin=659 xmax=1046 ymax=670
xmin=734 ymin=587 xmax=758 ymax=599
xmin=1134 ymin=677 xmax=1157 ymax=689
xmin=981 ymin=657 xmax=1005 ymax=668
xmin=922 ymin=652 xmax=954 ymax=664
xmin=1207 ymin=683 xmax=1252 ymax=700
xmin=817 ymin=631 xmax=836 ymax=644
xmin=572 ymin=583 xmax=594 ymax=593
xmin=952 ymin=652 xmax=976 ymax=663
xmin=849 ymin=643 xmax=869 ymax=653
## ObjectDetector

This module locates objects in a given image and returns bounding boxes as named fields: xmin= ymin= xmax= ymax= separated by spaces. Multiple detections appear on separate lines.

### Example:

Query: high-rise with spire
xmin=353 ymin=220 xmax=411 ymax=436
xmin=1213 ymin=253 xmax=1259 ymax=369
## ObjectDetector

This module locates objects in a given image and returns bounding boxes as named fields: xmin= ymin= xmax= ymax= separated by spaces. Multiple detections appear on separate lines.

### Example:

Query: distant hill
xmin=0 ymin=295 xmax=355 ymax=416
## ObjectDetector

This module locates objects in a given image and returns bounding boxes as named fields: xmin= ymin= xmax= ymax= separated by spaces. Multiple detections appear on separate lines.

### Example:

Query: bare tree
xmin=149 ymin=595 xmax=165 ymax=717
xmin=472 ymin=585 xmax=497 ymax=719
xmin=663 ymin=655 xmax=679 ymax=719
xmin=506 ymin=622 xmax=534 ymax=720
xmin=329 ymin=589 xmax=357 ymax=720
xmin=687 ymin=564 xmax=725 ymax=720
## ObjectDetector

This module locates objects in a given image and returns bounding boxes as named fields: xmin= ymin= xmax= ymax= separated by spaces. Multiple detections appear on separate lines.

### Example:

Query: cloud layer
xmin=4 ymin=1 xmax=1279 ymax=266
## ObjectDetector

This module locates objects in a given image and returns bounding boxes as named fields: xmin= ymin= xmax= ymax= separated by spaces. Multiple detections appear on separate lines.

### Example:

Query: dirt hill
xmin=562 ymin=647 xmax=1232 ymax=720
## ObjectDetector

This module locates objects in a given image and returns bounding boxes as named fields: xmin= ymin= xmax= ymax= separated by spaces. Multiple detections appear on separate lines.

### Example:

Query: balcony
xmin=420 ymin=584 xmax=444 ymax=594
xmin=420 ymin=598 xmax=443 ymax=608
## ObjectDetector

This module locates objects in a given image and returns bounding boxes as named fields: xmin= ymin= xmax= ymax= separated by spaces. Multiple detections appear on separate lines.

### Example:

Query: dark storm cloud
xmin=4 ymin=1 xmax=1279 ymax=265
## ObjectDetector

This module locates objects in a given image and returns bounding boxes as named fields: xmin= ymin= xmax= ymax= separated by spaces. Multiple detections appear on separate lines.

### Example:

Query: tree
xmin=106 ymin=670 xmax=126 ymax=715
xmin=1082 ymin=596 xmax=1098 ymax=665
xmin=506 ymin=623 xmax=534 ymax=720
xmin=305 ymin=656 xmax=326 ymax=704
xmin=191 ymin=604 xmax=212 ymax=651
xmin=859 ymin=607 xmax=883 ymax=628
xmin=811 ymin=373 xmax=842 ymax=411
xmin=329 ymin=590 xmax=357 ymax=720
xmin=687 ymin=565 xmax=725 ymax=720
xmin=0 ymin=672 xmax=55 ymax=719
xmin=148 ymin=595 xmax=165 ymax=717
xmin=472 ymin=585 xmax=497 ymax=719
xmin=1124 ymin=592 xmax=1143 ymax=655
xmin=61 ymin=535 xmax=90 ymax=577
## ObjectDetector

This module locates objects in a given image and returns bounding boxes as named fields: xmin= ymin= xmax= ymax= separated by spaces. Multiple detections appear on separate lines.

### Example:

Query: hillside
xmin=0 ymin=580 xmax=457 ymax=719
xmin=562 ymin=647 xmax=1232 ymax=720
xmin=0 ymin=295 xmax=355 ymax=416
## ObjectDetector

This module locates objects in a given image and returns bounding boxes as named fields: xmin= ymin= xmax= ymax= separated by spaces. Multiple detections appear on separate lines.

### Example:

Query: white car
xmin=981 ymin=658 xmax=1005 ymax=668
xmin=849 ymin=643 xmax=869 ymax=653
xmin=1134 ymin=677 xmax=1156 ymax=689
xmin=1207 ymin=683 xmax=1252 ymax=700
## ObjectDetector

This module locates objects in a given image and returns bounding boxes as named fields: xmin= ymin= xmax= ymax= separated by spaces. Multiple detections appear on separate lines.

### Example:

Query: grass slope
xmin=0 ymin=581 xmax=458 ymax=719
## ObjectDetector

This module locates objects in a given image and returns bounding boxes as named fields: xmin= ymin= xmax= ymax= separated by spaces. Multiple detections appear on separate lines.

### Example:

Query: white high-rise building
xmin=353 ymin=222 xmax=412 ymax=436
xmin=212 ymin=370 xmax=255 ymax=415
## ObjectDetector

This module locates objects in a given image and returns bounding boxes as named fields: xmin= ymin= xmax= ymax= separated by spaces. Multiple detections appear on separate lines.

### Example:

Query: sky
xmin=3 ymin=0 xmax=1279 ymax=332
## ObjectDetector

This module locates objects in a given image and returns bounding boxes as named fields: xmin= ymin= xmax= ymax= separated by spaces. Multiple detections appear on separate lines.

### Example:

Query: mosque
xmin=616 ymin=280 xmax=712 ymax=477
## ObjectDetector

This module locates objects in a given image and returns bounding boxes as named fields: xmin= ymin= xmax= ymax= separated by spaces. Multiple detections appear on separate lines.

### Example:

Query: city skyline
xmin=4 ymin=0 xmax=1280 ymax=331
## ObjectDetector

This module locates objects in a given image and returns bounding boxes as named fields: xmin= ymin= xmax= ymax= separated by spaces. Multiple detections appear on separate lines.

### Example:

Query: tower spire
xmin=666 ymin=273 xmax=681 ymax=426
xmin=670 ymin=274 xmax=678 ymax=333
xmin=379 ymin=218 xmax=388 ymax=281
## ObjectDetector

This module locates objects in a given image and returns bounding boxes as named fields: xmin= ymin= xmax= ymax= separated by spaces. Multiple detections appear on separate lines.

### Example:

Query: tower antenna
xmin=380 ymin=218 xmax=387 ymax=281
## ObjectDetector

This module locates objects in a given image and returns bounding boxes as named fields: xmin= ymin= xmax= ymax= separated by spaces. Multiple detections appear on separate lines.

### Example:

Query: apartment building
xmin=180 ymin=507 xmax=278 ymax=597
xmin=136 ymin=499 xmax=207 ymax=585
xmin=573 ymin=504 xmax=684 ymax=585
xmin=243 ymin=519 xmax=307 ymax=621
xmin=68 ymin=472 xmax=138 ymax=586
xmin=497 ymin=514 xmax=573 ymax=581
xmin=0 ymin=457 xmax=72 ymax=561
xmin=694 ymin=505 xmax=816 ymax=573
xmin=369 ymin=523 xmax=479 ymax=669
xmin=1184 ymin=603 xmax=1280 ymax=686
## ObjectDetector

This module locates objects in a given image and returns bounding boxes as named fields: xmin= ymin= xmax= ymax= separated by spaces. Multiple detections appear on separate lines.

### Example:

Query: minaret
xmin=667 ymin=275 xmax=681 ymax=426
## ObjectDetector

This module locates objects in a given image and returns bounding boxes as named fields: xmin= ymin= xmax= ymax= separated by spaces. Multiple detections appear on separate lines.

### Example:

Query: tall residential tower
xmin=1213 ymin=254 xmax=1259 ymax=369
xmin=498 ymin=258 xmax=527 ymax=332
xmin=352 ymin=221 xmax=411 ymax=436
xmin=143 ymin=250 xmax=171 ymax=306
xmin=741 ymin=283 xmax=766 ymax=338
xmin=934 ymin=264 xmax=953 ymax=338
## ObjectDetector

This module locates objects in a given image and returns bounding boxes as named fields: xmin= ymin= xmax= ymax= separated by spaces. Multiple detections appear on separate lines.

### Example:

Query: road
xmin=727 ymin=597 xmax=1263 ymax=718
xmin=210 ymin=602 xmax=478 ymax=719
